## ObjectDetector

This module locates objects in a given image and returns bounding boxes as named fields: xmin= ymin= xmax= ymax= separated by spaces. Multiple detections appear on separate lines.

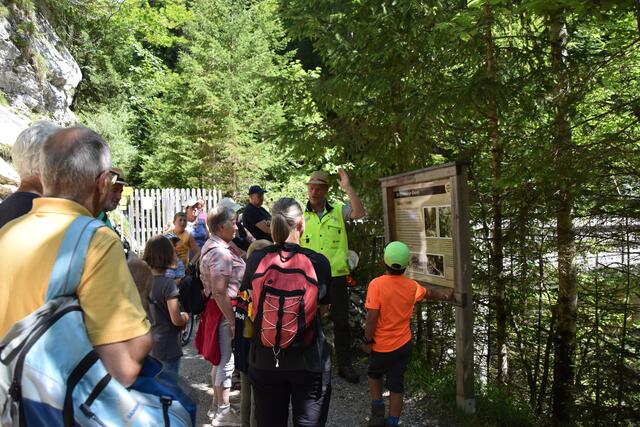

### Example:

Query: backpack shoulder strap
xmin=293 ymin=246 xmax=317 ymax=258
xmin=270 ymin=244 xmax=315 ymax=256
xmin=45 ymin=216 xmax=105 ymax=302
xmin=262 ymin=245 xmax=278 ymax=254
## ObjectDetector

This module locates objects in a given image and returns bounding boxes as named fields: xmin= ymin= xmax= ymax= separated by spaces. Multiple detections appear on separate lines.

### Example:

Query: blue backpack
xmin=0 ymin=216 xmax=196 ymax=426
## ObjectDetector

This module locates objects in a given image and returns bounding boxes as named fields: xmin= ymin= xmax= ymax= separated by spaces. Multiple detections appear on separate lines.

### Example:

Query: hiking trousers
xmin=329 ymin=275 xmax=352 ymax=367
xmin=249 ymin=367 xmax=331 ymax=427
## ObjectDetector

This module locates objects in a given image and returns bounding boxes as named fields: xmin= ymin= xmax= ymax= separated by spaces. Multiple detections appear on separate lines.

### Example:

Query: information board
xmin=380 ymin=162 xmax=475 ymax=414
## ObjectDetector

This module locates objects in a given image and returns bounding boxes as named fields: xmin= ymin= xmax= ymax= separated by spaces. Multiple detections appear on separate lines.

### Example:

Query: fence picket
xmin=150 ymin=188 xmax=157 ymax=238
xmin=126 ymin=186 xmax=218 ymax=253
xmin=143 ymin=190 xmax=148 ymax=240
xmin=133 ymin=189 xmax=138 ymax=249
xmin=157 ymin=188 xmax=162 ymax=234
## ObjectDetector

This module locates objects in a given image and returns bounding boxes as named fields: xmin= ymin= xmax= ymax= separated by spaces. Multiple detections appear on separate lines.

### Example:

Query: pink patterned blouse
xmin=200 ymin=235 xmax=246 ymax=299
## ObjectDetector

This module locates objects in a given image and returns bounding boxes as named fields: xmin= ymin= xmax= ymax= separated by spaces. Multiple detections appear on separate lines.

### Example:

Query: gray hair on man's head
xmin=11 ymin=120 xmax=61 ymax=179
xmin=41 ymin=126 xmax=111 ymax=200
xmin=207 ymin=205 xmax=236 ymax=234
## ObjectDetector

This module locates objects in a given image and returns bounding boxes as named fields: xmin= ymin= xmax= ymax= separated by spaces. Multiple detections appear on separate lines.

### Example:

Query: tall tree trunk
xmin=534 ymin=234 xmax=546 ymax=405
xmin=549 ymin=10 xmax=578 ymax=425
xmin=538 ymin=306 xmax=557 ymax=416
xmin=483 ymin=0 xmax=507 ymax=386
xmin=594 ymin=253 xmax=601 ymax=426
xmin=615 ymin=218 xmax=632 ymax=424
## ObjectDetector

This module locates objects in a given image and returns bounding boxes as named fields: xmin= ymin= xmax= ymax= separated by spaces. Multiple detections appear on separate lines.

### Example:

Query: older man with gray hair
xmin=0 ymin=120 xmax=60 ymax=228
xmin=0 ymin=126 xmax=152 ymax=387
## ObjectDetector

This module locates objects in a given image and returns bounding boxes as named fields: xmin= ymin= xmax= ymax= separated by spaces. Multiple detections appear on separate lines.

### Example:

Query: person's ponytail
xmin=270 ymin=198 xmax=303 ymax=245
xmin=271 ymin=212 xmax=290 ymax=245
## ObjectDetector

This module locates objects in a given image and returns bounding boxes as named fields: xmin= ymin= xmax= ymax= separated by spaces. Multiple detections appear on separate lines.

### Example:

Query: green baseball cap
xmin=384 ymin=241 xmax=410 ymax=270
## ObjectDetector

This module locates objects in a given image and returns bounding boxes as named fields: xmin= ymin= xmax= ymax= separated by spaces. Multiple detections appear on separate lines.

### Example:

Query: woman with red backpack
xmin=240 ymin=197 xmax=333 ymax=427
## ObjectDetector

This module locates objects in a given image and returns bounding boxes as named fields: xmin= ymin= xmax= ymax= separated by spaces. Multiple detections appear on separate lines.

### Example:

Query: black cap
xmin=248 ymin=185 xmax=267 ymax=195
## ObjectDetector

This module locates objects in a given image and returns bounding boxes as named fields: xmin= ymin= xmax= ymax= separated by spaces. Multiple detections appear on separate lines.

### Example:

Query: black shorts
xmin=367 ymin=340 xmax=412 ymax=393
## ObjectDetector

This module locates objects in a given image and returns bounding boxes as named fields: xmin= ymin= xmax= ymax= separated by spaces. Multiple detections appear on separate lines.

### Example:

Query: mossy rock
xmin=0 ymin=144 xmax=11 ymax=162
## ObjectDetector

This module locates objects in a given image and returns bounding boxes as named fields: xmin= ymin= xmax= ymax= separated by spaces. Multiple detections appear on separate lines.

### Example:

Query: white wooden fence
xmin=125 ymin=187 xmax=222 ymax=252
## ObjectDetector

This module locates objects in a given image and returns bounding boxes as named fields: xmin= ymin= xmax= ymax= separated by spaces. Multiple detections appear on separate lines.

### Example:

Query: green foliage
xmin=31 ymin=52 xmax=48 ymax=81
xmin=139 ymin=0 xmax=296 ymax=195
xmin=406 ymin=358 xmax=457 ymax=402
xmin=277 ymin=0 xmax=640 ymax=424
xmin=80 ymin=106 xmax=138 ymax=177
xmin=406 ymin=358 xmax=540 ymax=427
xmin=9 ymin=0 xmax=34 ymax=14
xmin=474 ymin=385 xmax=539 ymax=427
xmin=35 ymin=0 xmax=640 ymax=423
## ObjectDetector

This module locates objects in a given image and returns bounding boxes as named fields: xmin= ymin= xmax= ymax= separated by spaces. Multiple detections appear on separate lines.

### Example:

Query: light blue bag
xmin=0 ymin=216 xmax=196 ymax=426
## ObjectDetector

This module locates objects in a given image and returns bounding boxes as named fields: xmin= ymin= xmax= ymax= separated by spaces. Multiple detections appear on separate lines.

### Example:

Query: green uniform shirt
xmin=97 ymin=210 xmax=115 ymax=230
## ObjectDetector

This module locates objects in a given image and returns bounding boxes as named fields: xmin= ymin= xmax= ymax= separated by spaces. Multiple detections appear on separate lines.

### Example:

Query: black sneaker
xmin=338 ymin=364 xmax=359 ymax=383
xmin=368 ymin=404 xmax=385 ymax=427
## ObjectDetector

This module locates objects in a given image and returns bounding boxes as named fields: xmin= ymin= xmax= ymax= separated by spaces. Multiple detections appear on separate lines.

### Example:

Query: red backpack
xmin=250 ymin=245 xmax=319 ymax=367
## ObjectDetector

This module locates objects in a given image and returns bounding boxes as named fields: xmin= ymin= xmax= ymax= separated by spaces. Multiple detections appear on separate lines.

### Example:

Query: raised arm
xmin=337 ymin=168 xmax=365 ymax=219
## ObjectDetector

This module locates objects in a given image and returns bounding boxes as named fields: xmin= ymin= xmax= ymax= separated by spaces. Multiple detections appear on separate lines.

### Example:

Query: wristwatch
xmin=363 ymin=337 xmax=375 ymax=345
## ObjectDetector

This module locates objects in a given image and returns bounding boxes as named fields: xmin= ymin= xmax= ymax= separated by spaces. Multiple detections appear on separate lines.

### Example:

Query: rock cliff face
xmin=0 ymin=6 xmax=81 ymax=125
xmin=0 ymin=4 xmax=81 ymax=199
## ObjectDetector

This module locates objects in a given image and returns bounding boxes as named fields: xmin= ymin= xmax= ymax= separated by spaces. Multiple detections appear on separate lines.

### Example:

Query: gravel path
xmin=180 ymin=330 xmax=458 ymax=427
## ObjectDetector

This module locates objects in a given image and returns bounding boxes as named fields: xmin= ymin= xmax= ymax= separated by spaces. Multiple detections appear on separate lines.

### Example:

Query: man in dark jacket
xmin=243 ymin=185 xmax=272 ymax=242
xmin=0 ymin=121 xmax=60 ymax=228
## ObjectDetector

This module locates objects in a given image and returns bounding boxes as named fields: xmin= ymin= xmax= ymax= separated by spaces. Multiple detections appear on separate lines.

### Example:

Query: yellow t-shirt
xmin=0 ymin=198 xmax=150 ymax=345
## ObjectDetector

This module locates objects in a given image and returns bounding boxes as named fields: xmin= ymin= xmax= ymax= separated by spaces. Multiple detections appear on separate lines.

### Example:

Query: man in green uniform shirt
xmin=97 ymin=166 xmax=126 ymax=231
xmin=97 ymin=167 xmax=134 ymax=257
xmin=301 ymin=168 xmax=366 ymax=383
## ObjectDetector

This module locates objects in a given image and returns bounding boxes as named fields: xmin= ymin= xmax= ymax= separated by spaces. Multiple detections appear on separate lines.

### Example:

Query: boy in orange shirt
xmin=363 ymin=241 xmax=454 ymax=427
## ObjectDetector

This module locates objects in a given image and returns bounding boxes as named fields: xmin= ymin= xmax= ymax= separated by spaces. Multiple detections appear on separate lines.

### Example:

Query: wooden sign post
xmin=380 ymin=162 xmax=475 ymax=414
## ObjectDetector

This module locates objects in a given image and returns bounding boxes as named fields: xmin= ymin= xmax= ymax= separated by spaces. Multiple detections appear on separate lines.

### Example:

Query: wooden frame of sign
xmin=380 ymin=162 xmax=475 ymax=414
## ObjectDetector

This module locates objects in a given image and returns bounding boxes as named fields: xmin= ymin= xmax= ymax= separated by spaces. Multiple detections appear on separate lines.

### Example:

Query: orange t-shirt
xmin=365 ymin=274 xmax=427 ymax=352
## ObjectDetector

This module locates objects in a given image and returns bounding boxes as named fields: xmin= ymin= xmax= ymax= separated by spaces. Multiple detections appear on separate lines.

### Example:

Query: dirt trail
xmin=180 ymin=334 xmax=458 ymax=427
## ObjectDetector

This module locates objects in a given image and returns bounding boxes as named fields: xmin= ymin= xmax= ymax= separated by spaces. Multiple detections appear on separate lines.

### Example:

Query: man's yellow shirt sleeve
xmin=77 ymin=228 xmax=150 ymax=346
